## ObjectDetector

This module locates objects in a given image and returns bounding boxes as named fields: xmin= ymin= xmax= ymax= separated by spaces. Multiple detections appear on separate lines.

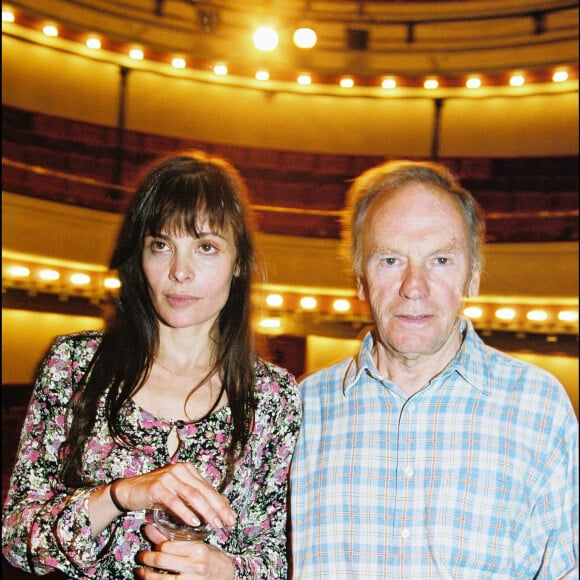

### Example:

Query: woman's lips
xmin=166 ymin=294 xmax=197 ymax=308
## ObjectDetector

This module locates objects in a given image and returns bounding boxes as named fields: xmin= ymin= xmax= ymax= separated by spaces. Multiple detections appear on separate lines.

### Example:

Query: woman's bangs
xmin=148 ymin=174 xmax=233 ymax=237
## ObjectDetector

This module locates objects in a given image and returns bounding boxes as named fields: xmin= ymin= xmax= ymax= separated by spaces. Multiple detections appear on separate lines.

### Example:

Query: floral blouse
xmin=2 ymin=331 xmax=302 ymax=579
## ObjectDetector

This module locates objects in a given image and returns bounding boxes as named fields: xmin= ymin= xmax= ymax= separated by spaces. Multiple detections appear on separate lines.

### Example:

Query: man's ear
xmin=356 ymin=275 xmax=367 ymax=301
xmin=467 ymin=268 xmax=481 ymax=298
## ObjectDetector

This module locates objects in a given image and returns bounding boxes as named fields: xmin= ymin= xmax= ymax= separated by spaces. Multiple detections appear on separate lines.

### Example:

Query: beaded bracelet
xmin=109 ymin=480 xmax=127 ymax=512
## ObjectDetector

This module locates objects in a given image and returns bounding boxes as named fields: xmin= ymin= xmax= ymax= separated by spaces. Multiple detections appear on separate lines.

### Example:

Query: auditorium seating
xmin=2 ymin=105 xmax=578 ymax=242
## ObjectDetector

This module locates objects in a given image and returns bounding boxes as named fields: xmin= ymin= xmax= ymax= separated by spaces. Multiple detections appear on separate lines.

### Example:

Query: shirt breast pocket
xmin=427 ymin=466 xmax=524 ymax=576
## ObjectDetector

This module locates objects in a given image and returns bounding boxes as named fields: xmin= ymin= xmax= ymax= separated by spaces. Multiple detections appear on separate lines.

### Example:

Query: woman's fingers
xmin=109 ymin=463 xmax=236 ymax=530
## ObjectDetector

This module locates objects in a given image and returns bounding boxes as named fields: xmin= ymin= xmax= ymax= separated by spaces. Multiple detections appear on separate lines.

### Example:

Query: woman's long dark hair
xmin=61 ymin=151 xmax=258 ymax=487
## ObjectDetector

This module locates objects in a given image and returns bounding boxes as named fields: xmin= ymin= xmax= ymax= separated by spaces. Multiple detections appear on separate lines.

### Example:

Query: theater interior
xmin=1 ymin=2 xmax=578 ymax=575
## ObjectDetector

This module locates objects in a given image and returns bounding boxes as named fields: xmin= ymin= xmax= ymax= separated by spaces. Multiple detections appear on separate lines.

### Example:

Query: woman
xmin=2 ymin=151 xmax=302 ymax=578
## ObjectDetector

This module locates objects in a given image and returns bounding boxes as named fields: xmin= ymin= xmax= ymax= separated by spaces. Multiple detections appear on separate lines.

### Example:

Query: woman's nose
xmin=169 ymin=255 xmax=193 ymax=282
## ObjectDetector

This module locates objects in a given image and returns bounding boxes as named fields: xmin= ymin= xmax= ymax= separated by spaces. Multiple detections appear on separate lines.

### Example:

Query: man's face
xmin=357 ymin=183 xmax=480 ymax=363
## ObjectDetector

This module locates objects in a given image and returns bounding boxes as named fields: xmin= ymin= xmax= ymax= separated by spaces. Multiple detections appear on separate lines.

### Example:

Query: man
xmin=290 ymin=160 xmax=578 ymax=578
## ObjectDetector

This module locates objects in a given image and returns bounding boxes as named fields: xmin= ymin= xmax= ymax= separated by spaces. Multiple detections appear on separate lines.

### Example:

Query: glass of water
xmin=152 ymin=504 xmax=212 ymax=541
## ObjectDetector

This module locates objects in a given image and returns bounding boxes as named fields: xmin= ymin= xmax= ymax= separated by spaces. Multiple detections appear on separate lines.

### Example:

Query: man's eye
xmin=383 ymin=258 xmax=397 ymax=265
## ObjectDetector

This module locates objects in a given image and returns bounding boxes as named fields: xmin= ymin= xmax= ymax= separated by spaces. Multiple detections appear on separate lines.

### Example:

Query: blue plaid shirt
xmin=290 ymin=320 xmax=578 ymax=578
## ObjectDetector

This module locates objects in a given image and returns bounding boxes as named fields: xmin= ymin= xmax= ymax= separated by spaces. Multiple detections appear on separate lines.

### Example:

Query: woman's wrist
xmin=109 ymin=479 xmax=128 ymax=513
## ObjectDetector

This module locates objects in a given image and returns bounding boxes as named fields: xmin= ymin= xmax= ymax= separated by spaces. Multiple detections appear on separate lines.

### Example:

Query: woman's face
xmin=142 ymin=222 xmax=239 ymax=333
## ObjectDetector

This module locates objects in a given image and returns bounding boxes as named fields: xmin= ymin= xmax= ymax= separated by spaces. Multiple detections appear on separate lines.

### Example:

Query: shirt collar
xmin=342 ymin=318 xmax=492 ymax=396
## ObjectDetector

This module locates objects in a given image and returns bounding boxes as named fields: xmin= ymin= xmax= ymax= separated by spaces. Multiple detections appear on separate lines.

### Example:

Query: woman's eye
xmin=199 ymin=242 xmax=217 ymax=253
xmin=436 ymin=257 xmax=449 ymax=265
xmin=149 ymin=239 xmax=169 ymax=253
xmin=383 ymin=258 xmax=397 ymax=265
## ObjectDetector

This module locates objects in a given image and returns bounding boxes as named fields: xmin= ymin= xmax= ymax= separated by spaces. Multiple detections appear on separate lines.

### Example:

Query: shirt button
xmin=404 ymin=466 xmax=414 ymax=477
xmin=401 ymin=528 xmax=410 ymax=539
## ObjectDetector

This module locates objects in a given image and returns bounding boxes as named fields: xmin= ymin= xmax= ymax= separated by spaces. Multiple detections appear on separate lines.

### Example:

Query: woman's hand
xmin=90 ymin=462 xmax=236 ymax=537
xmin=135 ymin=523 xmax=235 ymax=579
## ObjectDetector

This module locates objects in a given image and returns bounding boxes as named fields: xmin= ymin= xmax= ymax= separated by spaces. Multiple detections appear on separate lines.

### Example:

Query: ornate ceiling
xmin=3 ymin=0 xmax=578 ymax=89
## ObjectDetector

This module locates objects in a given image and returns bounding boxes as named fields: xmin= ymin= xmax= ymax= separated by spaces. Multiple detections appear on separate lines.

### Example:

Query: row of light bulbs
xmin=4 ymin=262 xmax=578 ymax=329
xmin=2 ymin=6 xmax=574 ymax=91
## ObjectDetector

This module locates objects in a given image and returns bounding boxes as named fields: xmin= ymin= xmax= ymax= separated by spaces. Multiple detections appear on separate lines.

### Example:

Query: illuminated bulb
xmin=213 ymin=64 xmax=228 ymax=76
xmin=43 ymin=24 xmax=58 ymax=37
xmin=552 ymin=70 xmax=568 ymax=82
xmin=558 ymin=310 xmax=578 ymax=322
xmin=104 ymin=277 xmax=121 ymax=289
xmin=297 ymin=74 xmax=312 ymax=85
xmin=495 ymin=307 xmax=516 ymax=321
xmin=526 ymin=309 xmax=548 ymax=322
xmin=2 ymin=8 xmax=15 ymax=22
xmin=466 ymin=77 xmax=481 ymax=89
xmin=255 ymin=69 xmax=270 ymax=81
xmin=70 ymin=273 xmax=91 ymax=285
xmin=293 ymin=27 xmax=317 ymax=49
xmin=340 ymin=77 xmax=354 ymax=88
xmin=424 ymin=79 xmax=439 ymax=89
xmin=509 ymin=74 xmax=525 ymax=87
xmin=259 ymin=318 xmax=281 ymax=328
xmin=382 ymin=78 xmax=397 ymax=89
xmin=85 ymin=37 xmax=101 ymax=50
xmin=171 ymin=57 xmax=186 ymax=69
xmin=253 ymin=26 xmax=278 ymax=51
xmin=266 ymin=294 xmax=283 ymax=307
xmin=333 ymin=299 xmax=350 ymax=312
xmin=300 ymin=296 xmax=317 ymax=310
xmin=463 ymin=306 xmax=483 ymax=319
xmin=129 ymin=48 xmax=144 ymax=60
xmin=38 ymin=269 xmax=60 ymax=281
xmin=7 ymin=265 xmax=30 ymax=277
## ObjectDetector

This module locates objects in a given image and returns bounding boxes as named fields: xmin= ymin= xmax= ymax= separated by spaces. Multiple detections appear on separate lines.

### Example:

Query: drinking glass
xmin=152 ymin=503 xmax=212 ymax=541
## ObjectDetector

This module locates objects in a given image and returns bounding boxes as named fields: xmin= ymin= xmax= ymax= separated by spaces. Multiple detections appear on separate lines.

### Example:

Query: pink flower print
xmin=207 ymin=464 xmax=221 ymax=480
xmin=24 ymin=447 xmax=39 ymax=463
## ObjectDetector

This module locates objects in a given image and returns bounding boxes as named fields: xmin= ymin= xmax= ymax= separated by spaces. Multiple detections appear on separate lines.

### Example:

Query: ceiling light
xmin=293 ymin=27 xmax=317 ymax=49
xmin=104 ymin=277 xmax=121 ymax=289
xmin=42 ymin=24 xmax=58 ymax=37
xmin=552 ymin=70 xmax=568 ymax=82
xmin=300 ymin=297 xmax=317 ymax=310
xmin=424 ymin=79 xmax=439 ymax=89
xmin=527 ymin=309 xmax=548 ymax=322
xmin=259 ymin=318 xmax=281 ymax=328
xmin=6 ymin=265 xmax=30 ymax=277
xmin=509 ymin=74 xmax=525 ymax=87
xmin=381 ymin=78 xmax=397 ymax=89
xmin=297 ymin=74 xmax=312 ymax=85
xmin=38 ymin=269 xmax=60 ymax=281
xmin=340 ymin=77 xmax=354 ymax=88
xmin=266 ymin=294 xmax=283 ymax=307
xmin=171 ymin=57 xmax=186 ymax=69
xmin=70 ymin=273 xmax=91 ymax=285
xmin=466 ymin=77 xmax=481 ymax=89
xmin=213 ymin=64 xmax=228 ymax=76
xmin=333 ymin=299 xmax=350 ymax=312
xmin=558 ymin=310 xmax=578 ymax=322
xmin=495 ymin=307 xmax=516 ymax=320
xmin=2 ymin=8 xmax=15 ymax=22
xmin=464 ymin=306 xmax=483 ymax=319
xmin=253 ymin=26 xmax=278 ymax=52
xmin=129 ymin=48 xmax=144 ymax=60
xmin=86 ymin=37 xmax=101 ymax=50
xmin=255 ymin=69 xmax=270 ymax=81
